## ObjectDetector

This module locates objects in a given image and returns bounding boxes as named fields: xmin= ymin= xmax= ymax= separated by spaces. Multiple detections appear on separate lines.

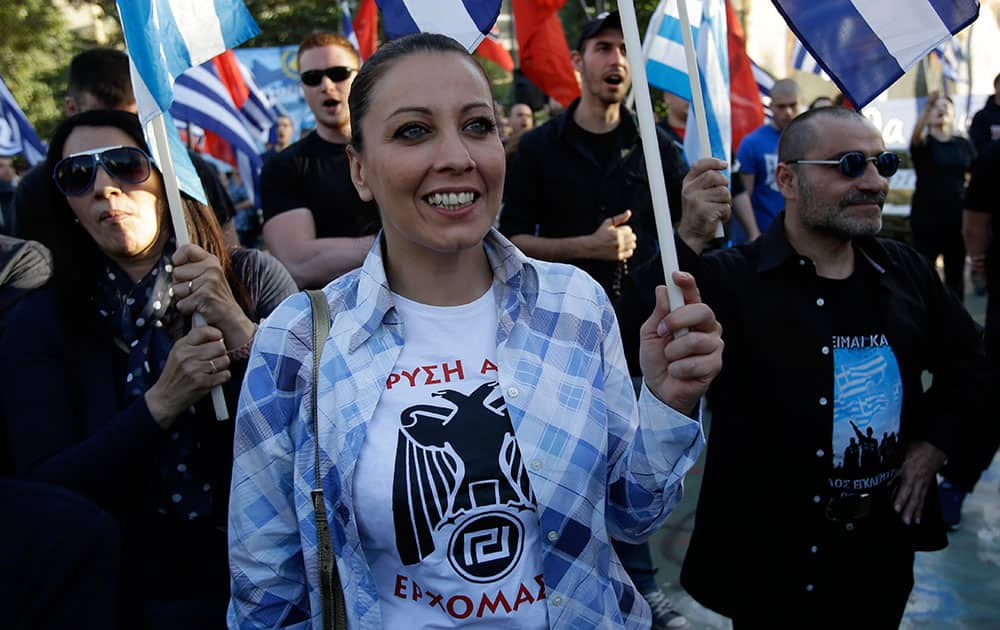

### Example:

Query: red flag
xmin=203 ymin=130 xmax=237 ymax=168
xmin=726 ymin=1 xmax=763 ymax=156
xmin=211 ymin=50 xmax=250 ymax=109
xmin=354 ymin=0 xmax=378 ymax=61
xmin=476 ymin=29 xmax=514 ymax=72
xmin=512 ymin=0 xmax=579 ymax=108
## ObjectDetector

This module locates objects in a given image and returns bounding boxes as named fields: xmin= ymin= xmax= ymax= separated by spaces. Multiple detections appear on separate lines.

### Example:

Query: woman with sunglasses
xmin=909 ymin=91 xmax=976 ymax=301
xmin=0 ymin=109 xmax=296 ymax=628
xmin=228 ymin=34 xmax=723 ymax=629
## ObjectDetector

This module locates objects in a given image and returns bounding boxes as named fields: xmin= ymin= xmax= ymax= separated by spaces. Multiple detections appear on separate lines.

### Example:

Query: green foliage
xmin=83 ymin=1 xmax=122 ymax=41
xmin=479 ymin=57 xmax=514 ymax=108
xmin=0 ymin=0 xmax=76 ymax=143
xmin=561 ymin=0 xmax=663 ymax=48
xmin=242 ymin=0 xmax=348 ymax=47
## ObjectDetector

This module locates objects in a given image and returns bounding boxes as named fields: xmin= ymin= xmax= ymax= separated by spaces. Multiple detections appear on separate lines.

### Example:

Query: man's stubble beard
xmin=798 ymin=172 xmax=885 ymax=241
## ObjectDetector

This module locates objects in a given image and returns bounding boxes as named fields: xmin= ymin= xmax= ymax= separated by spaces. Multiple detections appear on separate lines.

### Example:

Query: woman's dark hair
xmin=348 ymin=33 xmax=491 ymax=152
xmin=39 ymin=109 xmax=252 ymax=332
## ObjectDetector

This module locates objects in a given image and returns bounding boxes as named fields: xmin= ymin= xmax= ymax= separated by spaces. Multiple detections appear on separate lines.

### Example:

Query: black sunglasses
xmin=786 ymin=151 xmax=900 ymax=179
xmin=53 ymin=145 xmax=154 ymax=197
xmin=300 ymin=65 xmax=356 ymax=87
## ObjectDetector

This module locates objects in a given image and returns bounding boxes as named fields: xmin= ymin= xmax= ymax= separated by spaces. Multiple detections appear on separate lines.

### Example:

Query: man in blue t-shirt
xmin=734 ymin=78 xmax=800 ymax=242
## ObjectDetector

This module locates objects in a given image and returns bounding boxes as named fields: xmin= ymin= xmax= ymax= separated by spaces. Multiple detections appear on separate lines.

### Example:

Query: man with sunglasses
xmin=260 ymin=32 xmax=379 ymax=289
xmin=627 ymin=106 xmax=988 ymax=625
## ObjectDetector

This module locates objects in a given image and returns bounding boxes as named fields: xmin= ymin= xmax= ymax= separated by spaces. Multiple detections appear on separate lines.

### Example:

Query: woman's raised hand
xmin=144 ymin=325 xmax=231 ymax=427
xmin=171 ymin=244 xmax=255 ymax=351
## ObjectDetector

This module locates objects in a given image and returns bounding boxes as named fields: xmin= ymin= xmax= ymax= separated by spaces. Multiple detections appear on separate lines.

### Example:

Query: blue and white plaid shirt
xmin=228 ymin=230 xmax=704 ymax=629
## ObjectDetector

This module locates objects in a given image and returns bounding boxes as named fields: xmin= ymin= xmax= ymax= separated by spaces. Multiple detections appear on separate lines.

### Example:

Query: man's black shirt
xmin=260 ymin=131 xmax=379 ymax=238
xmin=500 ymin=98 xmax=688 ymax=297
xmin=623 ymin=218 xmax=988 ymax=617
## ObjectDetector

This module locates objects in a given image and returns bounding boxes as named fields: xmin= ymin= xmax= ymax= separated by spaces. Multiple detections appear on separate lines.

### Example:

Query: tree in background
xmin=241 ymin=0 xmax=345 ymax=47
xmin=0 ymin=0 xmax=75 ymax=144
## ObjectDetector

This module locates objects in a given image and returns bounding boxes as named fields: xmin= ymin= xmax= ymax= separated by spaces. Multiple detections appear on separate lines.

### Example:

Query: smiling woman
xmin=228 ymin=33 xmax=724 ymax=630
xmin=345 ymin=41 xmax=504 ymax=305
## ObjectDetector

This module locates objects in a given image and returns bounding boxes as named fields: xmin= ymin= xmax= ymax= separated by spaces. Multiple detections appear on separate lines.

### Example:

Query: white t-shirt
xmin=354 ymin=287 xmax=549 ymax=628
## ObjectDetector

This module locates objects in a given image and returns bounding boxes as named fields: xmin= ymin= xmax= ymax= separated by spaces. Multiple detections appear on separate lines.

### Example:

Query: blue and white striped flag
xmin=790 ymin=38 xmax=828 ymax=80
xmin=644 ymin=0 xmax=731 ymax=170
xmin=376 ymin=0 xmax=502 ymax=52
xmin=932 ymin=36 xmax=965 ymax=86
xmin=751 ymin=58 xmax=775 ymax=121
xmin=0 ymin=74 xmax=46 ymax=165
xmin=237 ymin=61 xmax=279 ymax=140
xmin=773 ymin=0 xmax=980 ymax=109
xmin=342 ymin=1 xmax=361 ymax=56
xmin=115 ymin=0 xmax=260 ymax=204
xmin=172 ymin=62 xmax=270 ymax=206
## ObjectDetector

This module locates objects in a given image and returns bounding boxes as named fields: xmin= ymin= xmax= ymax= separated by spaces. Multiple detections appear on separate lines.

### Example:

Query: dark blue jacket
xmin=0 ymin=249 xmax=295 ymax=611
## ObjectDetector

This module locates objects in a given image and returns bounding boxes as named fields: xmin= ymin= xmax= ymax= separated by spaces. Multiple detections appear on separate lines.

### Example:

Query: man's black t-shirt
xmin=575 ymin=126 xmax=619 ymax=168
xmin=818 ymin=261 xmax=903 ymax=514
xmin=259 ymin=132 xmax=380 ymax=238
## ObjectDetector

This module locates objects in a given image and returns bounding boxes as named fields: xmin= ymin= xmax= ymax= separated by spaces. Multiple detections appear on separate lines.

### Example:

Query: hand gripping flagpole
xmin=675 ymin=0 xmax=726 ymax=239
xmin=150 ymin=114 xmax=229 ymax=421
xmin=618 ymin=0 xmax=686 ymax=315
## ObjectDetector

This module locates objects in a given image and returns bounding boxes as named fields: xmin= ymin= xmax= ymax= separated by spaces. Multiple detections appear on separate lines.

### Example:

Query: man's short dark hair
xmin=778 ymin=106 xmax=868 ymax=163
xmin=67 ymin=48 xmax=135 ymax=109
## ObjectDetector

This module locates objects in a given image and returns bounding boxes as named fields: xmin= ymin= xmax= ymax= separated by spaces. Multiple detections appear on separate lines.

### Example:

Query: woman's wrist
xmin=220 ymin=314 xmax=257 ymax=353
xmin=144 ymin=387 xmax=176 ymax=429
xmin=226 ymin=322 xmax=259 ymax=361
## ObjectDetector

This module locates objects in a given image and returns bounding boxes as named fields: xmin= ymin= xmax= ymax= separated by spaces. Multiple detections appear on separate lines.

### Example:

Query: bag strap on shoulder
xmin=305 ymin=289 xmax=347 ymax=630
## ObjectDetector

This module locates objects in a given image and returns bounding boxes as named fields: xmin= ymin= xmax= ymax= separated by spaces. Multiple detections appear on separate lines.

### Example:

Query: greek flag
xmin=645 ymin=0 xmax=731 ymax=169
xmin=377 ymin=0 xmax=502 ymax=52
xmin=172 ymin=61 xmax=272 ymax=206
xmin=790 ymin=38 xmax=828 ymax=80
xmin=342 ymin=1 xmax=361 ymax=55
xmin=115 ymin=0 xmax=260 ymax=204
xmin=236 ymin=61 xmax=278 ymax=140
xmin=932 ymin=36 xmax=965 ymax=87
xmin=773 ymin=0 xmax=980 ymax=109
xmin=751 ymin=58 xmax=775 ymax=121
xmin=0 ymin=74 xmax=46 ymax=165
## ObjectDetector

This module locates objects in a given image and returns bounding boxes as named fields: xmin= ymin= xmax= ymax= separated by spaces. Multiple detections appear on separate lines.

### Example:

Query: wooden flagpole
xmin=150 ymin=113 xmax=229 ymax=421
xmin=618 ymin=0 xmax=686 ymax=314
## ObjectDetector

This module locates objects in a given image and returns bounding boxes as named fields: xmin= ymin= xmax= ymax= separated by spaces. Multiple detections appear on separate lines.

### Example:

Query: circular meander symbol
xmin=447 ymin=511 xmax=525 ymax=584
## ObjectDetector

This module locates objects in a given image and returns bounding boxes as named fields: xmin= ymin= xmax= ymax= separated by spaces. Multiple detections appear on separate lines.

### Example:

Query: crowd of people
xmin=0 ymin=9 xmax=996 ymax=630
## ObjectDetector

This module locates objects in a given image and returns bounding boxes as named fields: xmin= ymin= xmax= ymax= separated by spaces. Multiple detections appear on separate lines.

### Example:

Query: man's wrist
xmin=677 ymin=224 xmax=707 ymax=255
